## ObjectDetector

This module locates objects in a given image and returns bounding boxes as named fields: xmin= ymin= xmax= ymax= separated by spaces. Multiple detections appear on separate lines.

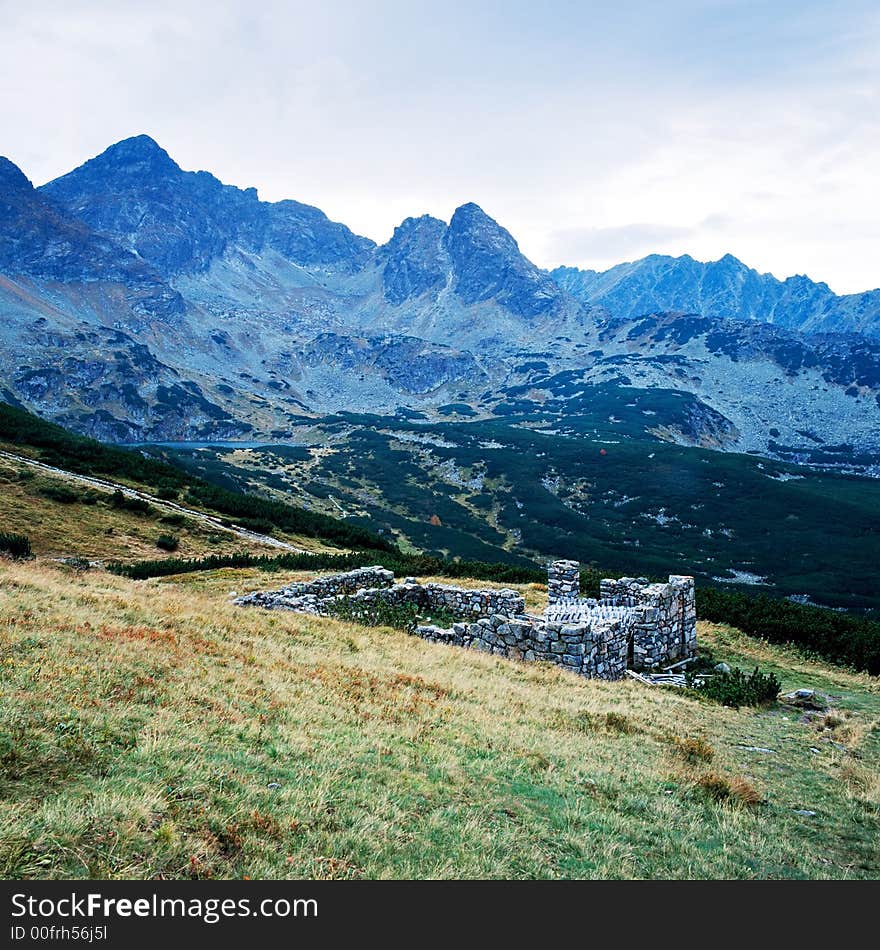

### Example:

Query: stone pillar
xmin=669 ymin=575 xmax=697 ymax=657
xmin=547 ymin=560 xmax=580 ymax=605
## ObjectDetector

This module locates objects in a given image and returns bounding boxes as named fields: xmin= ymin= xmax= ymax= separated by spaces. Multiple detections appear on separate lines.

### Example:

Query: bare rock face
xmin=444 ymin=202 xmax=564 ymax=319
xmin=41 ymin=135 xmax=375 ymax=277
xmin=0 ymin=135 xmax=878 ymax=459
xmin=551 ymin=254 xmax=880 ymax=340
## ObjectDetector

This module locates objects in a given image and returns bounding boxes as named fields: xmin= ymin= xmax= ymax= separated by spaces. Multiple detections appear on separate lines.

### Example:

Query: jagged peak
xmin=715 ymin=252 xmax=749 ymax=269
xmin=398 ymin=212 xmax=447 ymax=228
xmin=96 ymin=134 xmax=176 ymax=165
xmin=450 ymin=201 xmax=495 ymax=225
xmin=447 ymin=202 xmax=522 ymax=253
xmin=386 ymin=214 xmax=447 ymax=243
xmin=0 ymin=156 xmax=33 ymax=193
xmin=43 ymin=135 xmax=181 ymax=191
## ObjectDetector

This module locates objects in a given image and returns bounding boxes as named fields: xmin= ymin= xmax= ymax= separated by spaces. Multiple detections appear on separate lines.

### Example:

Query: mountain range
xmin=552 ymin=255 xmax=880 ymax=339
xmin=1 ymin=134 xmax=879 ymax=468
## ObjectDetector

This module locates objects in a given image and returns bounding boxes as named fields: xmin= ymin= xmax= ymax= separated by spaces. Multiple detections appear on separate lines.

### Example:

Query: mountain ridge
xmin=551 ymin=252 xmax=880 ymax=338
xmin=0 ymin=135 xmax=878 ymax=468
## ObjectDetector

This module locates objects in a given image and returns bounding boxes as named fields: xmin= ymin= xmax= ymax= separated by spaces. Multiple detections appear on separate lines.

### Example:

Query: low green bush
xmin=110 ymin=490 xmax=153 ymax=516
xmin=686 ymin=665 xmax=781 ymax=709
xmin=0 ymin=532 xmax=31 ymax=559
xmin=38 ymin=484 xmax=81 ymax=504
xmin=158 ymin=513 xmax=187 ymax=527
xmin=322 ymin=597 xmax=459 ymax=633
xmin=697 ymin=587 xmax=880 ymax=675
xmin=155 ymin=534 xmax=179 ymax=552
xmin=106 ymin=549 xmax=546 ymax=584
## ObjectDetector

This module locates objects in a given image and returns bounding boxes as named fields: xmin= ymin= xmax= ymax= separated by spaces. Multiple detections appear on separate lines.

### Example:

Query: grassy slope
xmin=1 ymin=560 xmax=877 ymax=880
xmin=0 ymin=455 xmax=331 ymax=561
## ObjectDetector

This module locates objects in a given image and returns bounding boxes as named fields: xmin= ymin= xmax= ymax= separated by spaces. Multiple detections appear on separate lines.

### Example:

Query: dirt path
xmin=0 ymin=449 xmax=306 ymax=553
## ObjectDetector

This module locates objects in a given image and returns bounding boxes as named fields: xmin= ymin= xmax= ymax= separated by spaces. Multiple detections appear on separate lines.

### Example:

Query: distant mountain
xmin=551 ymin=254 xmax=880 ymax=339
xmin=1 ymin=135 xmax=879 ymax=468
xmin=40 ymin=135 xmax=375 ymax=276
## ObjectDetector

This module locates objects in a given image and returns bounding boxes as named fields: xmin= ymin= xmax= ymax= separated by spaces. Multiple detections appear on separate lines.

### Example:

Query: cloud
xmin=1 ymin=0 xmax=878 ymax=293
xmin=545 ymin=223 xmax=698 ymax=265
xmin=543 ymin=216 xmax=736 ymax=270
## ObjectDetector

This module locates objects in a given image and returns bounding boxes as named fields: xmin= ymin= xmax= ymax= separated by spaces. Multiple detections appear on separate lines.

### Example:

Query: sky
xmin=1 ymin=0 xmax=878 ymax=293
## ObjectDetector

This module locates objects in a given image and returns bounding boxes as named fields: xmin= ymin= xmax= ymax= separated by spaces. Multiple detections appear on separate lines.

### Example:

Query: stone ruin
xmin=235 ymin=560 xmax=696 ymax=681
xmin=234 ymin=566 xmax=525 ymax=619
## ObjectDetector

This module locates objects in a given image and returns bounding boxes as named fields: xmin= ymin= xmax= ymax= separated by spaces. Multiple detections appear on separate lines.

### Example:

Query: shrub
xmin=110 ymin=490 xmax=153 ymax=516
xmin=323 ymin=597 xmax=458 ymax=633
xmin=38 ymin=483 xmax=81 ymax=504
xmin=237 ymin=518 xmax=275 ymax=535
xmin=696 ymin=773 xmax=732 ymax=801
xmin=686 ymin=665 xmax=780 ymax=709
xmin=603 ymin=712 xmax=637 ymax=735
xmin=105 ymin=549 xmax=547 ymax=584
xmin=155 ymin=534 xmax=179 ymax=552
xmin=728 ymin=776 xmax=764 ymax=806
xmin=697 ymin=587 xmax=880 ymax=675
xmin=695 ymin=773 xmax=763 ymax=806
xmin=0 ymin=532 xmax=31 ymax=559
xmin=159 ymin=513 xmax=187 ymax=527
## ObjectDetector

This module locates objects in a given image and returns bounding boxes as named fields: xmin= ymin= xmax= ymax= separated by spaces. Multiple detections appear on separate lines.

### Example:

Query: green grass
xmin=1 ymin=560 xmax=877 ymax=879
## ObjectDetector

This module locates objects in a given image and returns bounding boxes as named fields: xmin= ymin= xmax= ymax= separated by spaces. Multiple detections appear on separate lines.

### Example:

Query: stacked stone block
xmin=547 ymin=559 xmax=581 ymax=605
xmin=416 ymin=613 xmax=629 ymax=680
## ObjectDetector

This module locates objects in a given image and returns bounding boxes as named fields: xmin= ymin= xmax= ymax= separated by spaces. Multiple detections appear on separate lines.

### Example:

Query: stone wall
xmin=235 ymin=562 xmax=696 ymax=681
xmin=235 ymin=565 xmax=394 ymax=612
xmin=599 ymin=574 xmax=697 ymax=670
xmin=328 ymin=580 xmax=525 ymax=620
xmin=416 ymin=613 xmax=629 ymax=680
xmin=547 ymin=559 xmax=580 ymax=605
xmin=234 ymin=567 xmax=524 ymax=620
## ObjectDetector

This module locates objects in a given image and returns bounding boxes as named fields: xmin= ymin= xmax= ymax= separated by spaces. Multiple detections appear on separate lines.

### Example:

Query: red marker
xmin=599 ymin=448 xmax=607 ymax=456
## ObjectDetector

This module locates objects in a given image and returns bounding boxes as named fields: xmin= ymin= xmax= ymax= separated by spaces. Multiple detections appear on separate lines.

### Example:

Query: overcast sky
xmin=2 ymin=0 xmax=878 ymax=293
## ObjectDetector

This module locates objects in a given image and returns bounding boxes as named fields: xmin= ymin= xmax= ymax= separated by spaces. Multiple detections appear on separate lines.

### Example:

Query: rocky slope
xmin=0 ymin=135 xmax=878 ymax=464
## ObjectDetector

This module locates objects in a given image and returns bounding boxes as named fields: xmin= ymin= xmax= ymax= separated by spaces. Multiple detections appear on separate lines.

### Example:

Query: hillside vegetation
xmin=2 ymin=402 xmax=879 ymax=676
xmin=171 ymin=403 xmax=880 ymax=610
xmin=0 ymin=403 xmax=390 ymax=553
xmin=1 ymin=560 xmax=877 ymax=880
xmin=0 ymin=454 xmax=334 ymax=562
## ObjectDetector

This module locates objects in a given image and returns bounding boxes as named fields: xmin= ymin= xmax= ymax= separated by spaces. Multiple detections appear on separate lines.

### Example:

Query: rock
xmin=715 ymin=662 xmax=731 ymax=674
xmin=780 ymin=689 xmax=829 ymax=710
xmin=792 ymin=809 xmax=817 ymax=817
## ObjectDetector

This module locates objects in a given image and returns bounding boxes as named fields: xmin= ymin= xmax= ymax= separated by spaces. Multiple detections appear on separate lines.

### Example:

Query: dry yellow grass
xmin=0 ymin=456 xmax=326 ymax=561
xmin=0 ymin=560 xmax=878 ymax=879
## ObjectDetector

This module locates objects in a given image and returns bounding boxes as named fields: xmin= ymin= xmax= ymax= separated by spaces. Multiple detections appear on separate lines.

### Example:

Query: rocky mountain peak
xmin=38 ymin=135 xmax=373 ymax=276
xmin=447 ymin=202 xmax=521 ymax=254
xmin=71 ymin=134 xmax=180 ymax=180
xmin=445 ymin=203 xmax=563 ymax=318
xmin=0 ymin=157 xmax=33 ymax=195
xmin=380 ymin=215 xmax=450 ymax=304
